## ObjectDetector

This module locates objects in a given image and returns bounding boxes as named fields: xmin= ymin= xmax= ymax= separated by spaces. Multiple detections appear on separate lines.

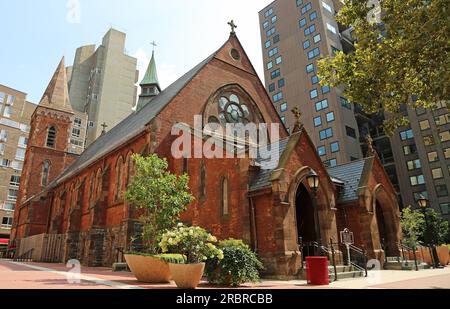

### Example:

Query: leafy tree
xmin=400 ymin=206 xmax=425 ymax=249
xmin=318 ymin=0 xmax=449 ymax=134
xmin=422 ymin=208 xmax=449 ymax=246
xmin=125 ymin=154 xmax=194 ymax=254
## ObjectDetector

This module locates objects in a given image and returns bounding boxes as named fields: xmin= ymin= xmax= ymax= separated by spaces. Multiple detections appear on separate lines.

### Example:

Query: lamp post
xmin=307 ymin=171 xmax=322 ymax=255
xmin=417 ymin=196 xmax=442 ymax=269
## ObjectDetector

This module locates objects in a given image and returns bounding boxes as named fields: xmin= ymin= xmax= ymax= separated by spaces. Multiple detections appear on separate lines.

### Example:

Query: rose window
xmin=218 ymin=94 xmax=250 ymax=125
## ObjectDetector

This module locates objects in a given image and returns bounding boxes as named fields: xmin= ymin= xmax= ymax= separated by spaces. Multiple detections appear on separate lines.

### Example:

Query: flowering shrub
xmin=205 ymin=239 xmax=263 ymax=287
xmin=159 ymin=224 xmax=224 ymax=264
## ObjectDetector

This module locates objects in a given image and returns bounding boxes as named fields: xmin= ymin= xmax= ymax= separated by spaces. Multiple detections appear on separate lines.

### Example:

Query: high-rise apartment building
xmin=67 ymin=28 xmax=139 ymax=147
xmin=0 ymin=85 xmax=36 ymax=241
xmin=259 ymin=0 xmax=363 ymax=169
xmin=258 ymin=0 xmax=450 ymax=222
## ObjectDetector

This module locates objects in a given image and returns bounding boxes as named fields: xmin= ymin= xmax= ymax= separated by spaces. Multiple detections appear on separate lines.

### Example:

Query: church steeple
xmin=137 ymin=50 xmax=161 ymax=111
xmin=39 ymin=57 xmax=73 ymax=113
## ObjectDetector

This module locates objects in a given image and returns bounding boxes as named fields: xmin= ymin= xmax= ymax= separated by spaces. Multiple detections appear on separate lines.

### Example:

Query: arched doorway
xmin=295 ymin=184 xmax=317 ymax=257
xmin=375 ymin=201 xmax=393 ymax=256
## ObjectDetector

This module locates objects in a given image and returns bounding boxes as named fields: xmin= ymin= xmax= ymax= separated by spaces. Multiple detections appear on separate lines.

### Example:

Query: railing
xmin=340 ymin=243 xmax=368 ymax=277
xmin=13 ymin=248 xmax=34 ymax=262
xmin=398 ymin=241 xmax=419 ymax=271
xmin=298 ymin=238 xmax=339 ymax=281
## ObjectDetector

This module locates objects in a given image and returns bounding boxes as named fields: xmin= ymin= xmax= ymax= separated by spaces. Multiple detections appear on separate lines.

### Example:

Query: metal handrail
xmin=13 ymin=249 xmax=34 ymax=262
xmin=340 ymin=243 xmax=368 ymax=277
xmin=398 ymin=241 xmax=419 ymax=271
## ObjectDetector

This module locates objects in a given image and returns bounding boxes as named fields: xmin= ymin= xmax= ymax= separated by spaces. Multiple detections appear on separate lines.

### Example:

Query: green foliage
xmin=159 ymin=224 xmax=224 ymax=264
xmin=155 ymin=253 xmax=186 ymax=264
xmin=400 ymin=206 xmax=425 ymax=248
xmin=317 ymin=0 xmax=449 ymax=135
xmin=205 ymin=239 xmax=263 ymax=287
xmin=124 ymin=154 xmax=194 ymax=254
xmin=423 ymin=208 xmax=449 ymax=246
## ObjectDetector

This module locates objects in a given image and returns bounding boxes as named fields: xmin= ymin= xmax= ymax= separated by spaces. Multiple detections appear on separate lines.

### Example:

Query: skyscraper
xmin=258 ymin=0 xmax=450 ymax=222
xmin=67 ymin=28 xmax=139 ymax=147
xmin=259 ymin=0 xmax=363 ymax=169
xmin=0 ymin=85 xmax=35 ymax=241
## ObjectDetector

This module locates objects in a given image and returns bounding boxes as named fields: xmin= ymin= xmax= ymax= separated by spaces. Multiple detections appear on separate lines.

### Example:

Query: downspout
xmin=249 ymin=196 xmax=258 ymax=253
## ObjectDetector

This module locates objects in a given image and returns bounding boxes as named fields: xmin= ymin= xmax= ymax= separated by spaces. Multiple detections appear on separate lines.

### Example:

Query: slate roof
xmin=249 ymin=137 xmax=289 ymax=191
xmin=48 ymin=52 xmax=216 ymax=189
xmin=326 ymin=158 xmax=367 ymax=203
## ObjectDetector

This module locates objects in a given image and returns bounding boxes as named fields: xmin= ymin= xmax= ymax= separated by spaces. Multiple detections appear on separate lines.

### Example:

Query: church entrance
xmin=375 ymin=201 xmax=393 ymax=256
xmin=295 ymin=184 xmax=318 ymax=258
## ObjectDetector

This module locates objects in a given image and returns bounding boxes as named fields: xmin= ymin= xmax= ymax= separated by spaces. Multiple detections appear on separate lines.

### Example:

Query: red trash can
xmin=305 ymin=257 xmax=329 ymax=285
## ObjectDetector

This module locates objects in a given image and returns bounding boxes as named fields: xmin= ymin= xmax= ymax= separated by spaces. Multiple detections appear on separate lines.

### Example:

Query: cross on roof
xmin=228 ymin=20 xmax=237 ymax=35
xmin=150 ymin=41 xmax=157 ymax=52
xmin=101 ymin=122 xmax=108 ymax=134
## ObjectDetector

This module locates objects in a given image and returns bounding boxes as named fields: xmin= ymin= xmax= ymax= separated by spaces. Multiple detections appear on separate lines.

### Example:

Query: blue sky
xmin=0 ymin=0 xmax=273 ymax=103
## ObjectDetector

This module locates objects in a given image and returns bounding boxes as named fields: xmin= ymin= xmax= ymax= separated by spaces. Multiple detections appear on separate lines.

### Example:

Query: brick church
xmin=11 ymin=31 xmax=401 ymax=276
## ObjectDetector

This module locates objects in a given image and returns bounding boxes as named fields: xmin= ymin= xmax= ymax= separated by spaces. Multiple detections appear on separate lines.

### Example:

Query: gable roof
xmin=326 ymin=158 xmax=373 ymax=203
xmin=249 ymin=137 xmax=290 ymax=191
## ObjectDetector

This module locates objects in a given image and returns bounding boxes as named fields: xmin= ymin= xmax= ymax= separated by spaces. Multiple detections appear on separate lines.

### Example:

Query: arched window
xmin=222 ymin=177 xmax=229 ymax=216
xmin=125 ymin=152 xmax=135 ymax=187
xmin=88 ymin=173 xmax=95 ymax=204
xmin=115 ymin=157 xmax=124 ymax=201
xmin=41 ymin=160 xmax=50 ymax=186
xmin=182 ymin=157 xmax=188 ymax=174
xmin=46 ymin=126 xmax=57 ymax=148
xmin=95 ymin=169 xmax=102 ymax=200
xmin=199 ymin=162 xmax=206 ymax=199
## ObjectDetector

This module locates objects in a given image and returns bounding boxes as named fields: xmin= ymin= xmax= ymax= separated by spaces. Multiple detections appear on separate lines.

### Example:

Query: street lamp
xmin=306 ymin=171 xmax=322 ymax=254
xmin=418 ymin=196 xmax=443 ymax=269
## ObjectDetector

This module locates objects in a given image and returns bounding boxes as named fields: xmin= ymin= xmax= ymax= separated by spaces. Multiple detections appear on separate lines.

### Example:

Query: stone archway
xmin=371 ymin=185 xmax=400 ymax=258
xmin=285 ymin=166 xmax=337 ymax=255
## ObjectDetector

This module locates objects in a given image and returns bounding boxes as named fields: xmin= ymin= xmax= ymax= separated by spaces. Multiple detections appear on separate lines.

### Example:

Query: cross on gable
xmin=228 ymin=20 xmax=237 ymax=35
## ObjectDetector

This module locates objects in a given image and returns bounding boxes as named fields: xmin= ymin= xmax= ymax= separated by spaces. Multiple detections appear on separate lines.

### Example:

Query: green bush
xmin=125 ymin=252 xmax=186 ymax=264
xmin=205 ymin=239 xmax=263 ymax=287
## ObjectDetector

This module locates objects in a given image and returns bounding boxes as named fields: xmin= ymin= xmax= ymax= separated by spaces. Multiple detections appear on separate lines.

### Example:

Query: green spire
xmin=140 ymin=51 xmax=160 ymax=89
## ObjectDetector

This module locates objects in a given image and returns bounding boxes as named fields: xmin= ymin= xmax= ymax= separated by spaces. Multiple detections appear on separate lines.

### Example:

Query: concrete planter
xmin=169 ymin=263 xmax=205 ymax=289
xmin=437 ymin=246 xmax=449 ymax=266
xmin=124 ymin=254 xmax=171 ymax=283
xmin=419 ymin=247 xmax=433 ymax=265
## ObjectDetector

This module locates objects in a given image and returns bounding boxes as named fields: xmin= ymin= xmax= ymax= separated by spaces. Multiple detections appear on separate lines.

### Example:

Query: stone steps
xmin=328 ymin=265 xmax=365 ymax=280
xmin=384 ymin=260 xmax=430 ymax=271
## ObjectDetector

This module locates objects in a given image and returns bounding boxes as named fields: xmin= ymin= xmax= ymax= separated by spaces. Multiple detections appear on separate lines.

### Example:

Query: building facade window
xmin=315 ymin=99 xmax=329 ymax=111
xmin=346 ymin=126 xmax=356 ymax=138
xmin=313 ymin=33 xmax=321 ymax=43
xmin=322 ymin=85 xmax=330 ymax=94
xmin=271 ymin=69 xmax=281 ymax=79
xmin=74 ymin=118 xmax=82 ymax=127
xmin=266 ymin=27 xmax=275 ymax=37
xmin=299 ymin=18 xmax=307 ymax=28
xmin=280 ymin=102 xmax=288 ymax=112
xmin=7 ymin=189 xmax=18 ymax=201
xmin=436 ymin=185 xmax=448 ymax=197
xmin=428 ymin=151 xmax=439 ymax=162
xmin=407 ymin=159 xmax=422 ymax=171
xmin=409 ymin=174 xmax=425 ymax=186
xmin=399 ymin=129 xmax=413 ymax=141
xmin=273 ymin=92 xmax=283 ymax=103
xmin=278 ymin=78 xmax=285 ymax=88
xmin=1 ymin=217 xmax=13 ymax=227
xmin=435 ymin=114 xmax=450 ymax=126
xmin=222 ymin=177 xmax=229 ymax=216
xmin=318 ymin=146 xmax=326 ymax=156
xmin=264 ymin=7 xmax=273 ymax=17
xmin=330 ymin=141 xmax=340 ymax=153
xmin=41 ymin=160 xmax=51 ymax=187
xmin=303 ymin=39 xmax=310 ymax=49
xmin=322 ymin=1 xmax=333 ymax=13
xmin=403 ymin=144 xmax=417 ymax=155
xmin=325 ymin=159 xmax=337 ymax=167
xmin=440 ymin=203 xmax=449 ymax=215
xmin=419 ymin=120 xmax=430 ymax=130
xmin=275 ymin=56 xmax=282 ymax=65
xmin=304 ymin=24 xmax=316 ymax=36
xmin=265 ymin=40 xmax=271 ymax=49
xmin=267 ymin=61 xmax=273 ymax=70
xmin=320 ymin=128 xmax=333 ymax=140
xmin=439 ymin=130 xmax=450 ymax=142
xmin=311 ymin=75 xmax=319 ymax=84
xmin=327 ymin=23 xmax=337 ymax=34
xmin=310 ymin=89 xmax=318 ymax=99
xmin=268 ymin=83 xmax=275 ymax=92
xmin=273 ymin=34 xmax=280 ymax=43
xmin=432 ymin=168 xmax=443 ymax=179
xmin=340 ymin=97 xmax=351 ymax=109
xmin=314 ymin=116 xmax=322 ymax=127
xmin=10 ymin=175 xmax=20 ymax=187
xmin=46 ymin=126 xmax=57 ymax=148
xmin=268 ymin=47 xmax=278 ymax=57
xmin=301 ymin=2 xmax=312 ymax=14
xmin=414 ymin=191 xmax=429 ymax=202
xmin=326 ymin=112 xmax=335 ymax=122
xmin=310 ymin=11 xmax=317 ymax=21
xmin=307 ymin=47 xmax=320 ymax=59
xmin=306 ymin=63 xmax=314 ymax=73
xmin=445 ymin=148 xmax=450 ymax=159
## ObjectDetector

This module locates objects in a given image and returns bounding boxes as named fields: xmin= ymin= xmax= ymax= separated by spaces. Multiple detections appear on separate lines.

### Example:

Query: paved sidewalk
xmin=0 ymin=260 xmax=449 ymax=289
